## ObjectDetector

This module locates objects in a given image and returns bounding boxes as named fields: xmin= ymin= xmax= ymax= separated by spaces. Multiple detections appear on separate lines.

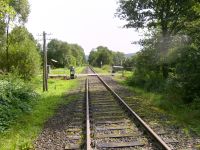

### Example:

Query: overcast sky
xmin=26 ymin=0 xmax=142 ymax=55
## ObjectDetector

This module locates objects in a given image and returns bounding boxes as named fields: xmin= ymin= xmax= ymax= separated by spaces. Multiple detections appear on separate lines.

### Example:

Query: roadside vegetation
xmin=115 ymin=74 xmax=200 ymax=135
xmin=0 ymin=77 xmax=79 ymax=149
xmin=50 ymin=66 xmax=86 ymax=75
xmin=0 ymin=1 xmax=87 ymax=149
xmin=115 ymin=0 xmax=200 ymax=134
xmin=93 ymin=65 xmax=112 ymax=74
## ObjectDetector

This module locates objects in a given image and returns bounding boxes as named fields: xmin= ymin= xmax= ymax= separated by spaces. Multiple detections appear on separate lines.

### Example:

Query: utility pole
xmin=6 ymin=16 xmax=10 ymax=72
xmin=43 ymin=31 xmax=48 ymax=91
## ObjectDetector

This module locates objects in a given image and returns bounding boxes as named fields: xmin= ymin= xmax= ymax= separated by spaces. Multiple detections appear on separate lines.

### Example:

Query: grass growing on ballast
xmin=0 ymin=77 xmax=79 ymax=150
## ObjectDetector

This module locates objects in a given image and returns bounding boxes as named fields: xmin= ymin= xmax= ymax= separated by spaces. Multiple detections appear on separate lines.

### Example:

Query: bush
xmin=127 ymin=48 xmax=165 ymax=91
xmin=6 ymin=27 xmax=41 ymax=80
xmin=102 ymin=65 xmax=111 ymax=72
xmin=0 ymin=76 xmax=38 ymax=131
xmin=167 ymin=45 xmax=200 ymax=103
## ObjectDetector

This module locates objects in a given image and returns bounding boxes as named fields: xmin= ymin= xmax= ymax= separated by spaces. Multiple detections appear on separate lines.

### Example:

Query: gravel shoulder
xmin=34 ymin=78 xmax=85 ymax=150
xmin=101 ymin=75 xmax=200 ymax=150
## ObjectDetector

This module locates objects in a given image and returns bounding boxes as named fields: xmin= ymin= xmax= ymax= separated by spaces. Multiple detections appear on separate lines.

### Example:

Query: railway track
xmin=35 ymin=66 xmax=199 ymax=149
xmin=85 ymin=67 xmax=171 ymax=149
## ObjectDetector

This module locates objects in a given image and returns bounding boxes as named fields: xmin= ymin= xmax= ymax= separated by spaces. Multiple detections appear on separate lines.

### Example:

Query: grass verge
xmin=93 ymin=65 xmax=111 ymax=74
xmin=115 ymin=76 xmax=200 ymax=135
xmin=0 ymin=77 xmax=79 ymax=150
xmin=50 ymin=66 xmax=86 ymax=75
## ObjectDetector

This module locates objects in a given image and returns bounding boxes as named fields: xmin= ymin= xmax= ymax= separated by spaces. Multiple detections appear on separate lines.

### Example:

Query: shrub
xmin=7 ymin=27 xmax=41 ymax=80
xmin=102 ymin=65 xmax=111 ymax=72
xmin=167 ymin=45 xmax=200 ymax=103
xmin=0 ymin=76 xmax=38 ymax=131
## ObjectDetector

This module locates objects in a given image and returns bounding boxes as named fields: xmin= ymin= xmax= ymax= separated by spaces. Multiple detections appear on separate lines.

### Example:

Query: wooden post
xmin=43 ymin=31 xmax=48 ymax=91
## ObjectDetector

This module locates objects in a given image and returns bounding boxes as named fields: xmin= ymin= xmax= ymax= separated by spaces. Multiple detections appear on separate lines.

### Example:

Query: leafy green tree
xmin=116 ymin=0 xmax=199 ymax=53
xmin=185 ymin=4 xmax=200 ymax=46
xmin=167 ymin=45 xmax=200 ymax=103
xmin=123 ymin=57 xmax=134 ymax=71
xmin=131 ymin=47 xmax=164 ymax=91
xmin=0 ymin=0 xmax=30 ymax=72
xmin=88 ymin=46 xmax=113 ymax=67
xmin=9 ymin=0 xmax=30 ymax=23
xmin=112 ymin=51 xmax=125 ymax=66
xmin=70 ymin=44 xmax=86 ymax=66
xmin=117 ymin=0 xmax=198 ymax=35
xmin=0 ymin=0 xmax=15 ymax=20
xmin=96 ymin=46 xmax=113 ymax=67
xmin=88 ymin=50 xmax=98 ymax=66
xmin=47 ymin=39 xmax=86 ymax=68
xmin=5 ymin=26 xmax=41 ymax=80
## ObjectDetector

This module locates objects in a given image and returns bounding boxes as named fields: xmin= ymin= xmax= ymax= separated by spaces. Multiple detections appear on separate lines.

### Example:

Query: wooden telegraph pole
xmin=43 ymin=31 xmax=48 ymax=91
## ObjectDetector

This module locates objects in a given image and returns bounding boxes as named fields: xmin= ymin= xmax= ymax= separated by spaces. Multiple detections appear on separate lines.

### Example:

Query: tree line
xmin=0 ymin=0 xmax=87 ymax=132
xmin=47 ymin=39 xmax=86 ymax=68
xmin=116 ymin=0 xmax=200 ymax=103
xmin=88 ymin=46 xmax=125 ymax=67
xmin=0 ymin=0 xmax=87 ymax=80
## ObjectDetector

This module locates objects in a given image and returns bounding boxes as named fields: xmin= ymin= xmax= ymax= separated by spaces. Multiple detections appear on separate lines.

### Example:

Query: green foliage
xmin=4 ymin=26 xmax=41 ymax=80
xmin=88 ymin=46 xmax=113 ymax=67
xmin=88 ymin=50 xmax=98 ymax=66
xmin=50 ymin=66 xmax=86 ymax=75
xmin=102 ymin=65 xmax=111 ymax=72
xmin=88 ymin=46 xmax=125 ymax=67
xmin=116 ymin=0 xmax=200 ymax=135
xmin=128 ymin=46 xmax=165 ymax=91
xmin=9 ymin=0 xmax=30 ymax=23
xmin=185 ymin=3 xmax=200 ymax=46
xmin=167 ymin=45 xmax=200 ymax=103
xmin=0 ymin=77 xmax=79 ymax=149
xmin=93 ymin=65 xmax=111 ymax=74
xmin=123 ymin=57 xmax=133 ymax=71
xmin=0 ymin=0 xmax=15 ymax=20
xmin=116 ymin=0 xmax=199 ymax=36
xmin=47 ymin=39 xmax=86 ymax=68
xmin=112 ymin=51 xmax=125 ymax=66
xmin=0 ymin=76 xmax=38 ymax=132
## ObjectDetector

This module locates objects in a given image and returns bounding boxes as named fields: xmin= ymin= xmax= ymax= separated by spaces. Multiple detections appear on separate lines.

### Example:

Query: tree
xmin=117 ymin=0 xmax=199 ymax=35
xmin=0 ymin=0 xmax=30 ymax=72
xmin=116 ymin=0 xmax=199 ymax=53
xmin=70 ymin=44 xmax=86 ymax=66
xmin=166 ymin=45 xmax=200 ymax=103
xmin=96 ymin=46 xmax=113 ymax=67
xmin=184 ymin=4 xmax=200 ymax=47
xmin=88 ymin=46 xmax=113 ymax=67
xmin=9 ymin=0 xmax=30 ymax=23
xmin=5 ymin=26 xmax=41 ymax=80
xmin=112 ymin=51 xmax=125 ymax=66
xmin=88 ymin=50 xmax=98 ymax=66
xmin=0 ymin=0 xmax=15 ymax=20
xmin=123 ymin=56 xmax=134 ymax=71
xmin=47 ymin=39 xmax=86 ymax=68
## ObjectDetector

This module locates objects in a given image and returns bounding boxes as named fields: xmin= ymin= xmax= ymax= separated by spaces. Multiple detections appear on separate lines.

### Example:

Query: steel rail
xmin=85 ymin=78 xmax=91 ymax=150
xmin=88 ymin=66 xmax=171 ymax=150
